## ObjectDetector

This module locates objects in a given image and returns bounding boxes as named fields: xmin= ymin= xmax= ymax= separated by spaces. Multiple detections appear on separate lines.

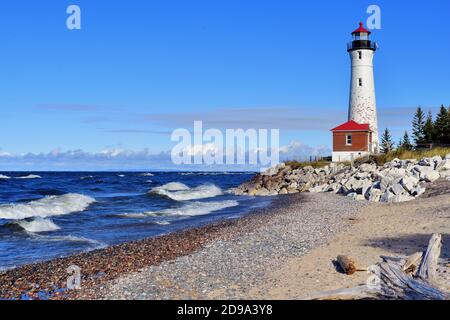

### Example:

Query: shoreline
xmin=1 ymin=179 xmax=447 ymax=300
xmin=0 ymin=194 xmax=294 ymax=300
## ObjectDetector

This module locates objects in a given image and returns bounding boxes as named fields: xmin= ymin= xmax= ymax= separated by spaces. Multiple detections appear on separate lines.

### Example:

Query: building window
xmin=358 ymin=51 xmax=362 ymax=59
xmin=346 ymin=134 xmax=353 ymax=145
xmin=358 ymin=78 xmax=363 ymax=87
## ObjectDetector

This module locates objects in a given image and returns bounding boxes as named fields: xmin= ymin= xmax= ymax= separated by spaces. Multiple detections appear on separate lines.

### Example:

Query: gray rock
xmin=368 ymin=188 xmax=382 ymax=202
xmin=417 ymin=166 xmax=440 ymax=182
xmin=411 ymin=185 xmax=426 ymax=197
xmin=393 ymin=194 xmax=415 ymax=203
xmin=400 ymin=176 xmax=419 ymax=193
xmin=380 ymin=190 xmax=396 ymax=203
xmin=436 ymin=159 xmax=450 ymax=171
xmin=390 ymin=183 xmax=406 ymax=196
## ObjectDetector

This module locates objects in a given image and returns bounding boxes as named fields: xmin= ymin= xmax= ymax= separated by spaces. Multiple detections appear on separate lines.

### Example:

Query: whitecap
xmin=0 ymin=174 xmax=10 ymax=179
xmin=151 ymin=200 xmax=239 ymax=217
xmin=0 ymin=193 xmax=96 ymax=220
xmin=150 ymin=183 xmax=223 ymax=201
xmin=119 ymin=200 xmax=239 ymax=218
xmin=16 ymin=217 xmax=60 ymax=233
xmin=152 ymin=182 xmax=190 ymax=192
xmin=117 ymin=174 xmax=125 ymax=177
xmin=30 ymin=233 xmax=105 ymax=247
xmin=14 ymin=174 xmax=42 ymax=179
xmin=154 ymin=221 xmax=170 ymax=225
xmin=139 ymin=173 xmax=154 ymax=177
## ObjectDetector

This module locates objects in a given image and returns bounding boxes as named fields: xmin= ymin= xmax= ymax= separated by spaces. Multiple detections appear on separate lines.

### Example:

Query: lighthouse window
xmin=358 ymin=78 xmax=363 ymax=86
xmin=358 ymin=51 xmax=362 ymax=59
xmin=346 ymin=134 xmax=353 ymax=146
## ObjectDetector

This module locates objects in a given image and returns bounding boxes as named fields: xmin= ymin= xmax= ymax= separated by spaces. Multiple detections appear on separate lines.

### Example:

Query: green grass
xmin=285 ymin=160 xmax=331 ymax=169
xmin=362 ymin=147 xmax=450 ymax=166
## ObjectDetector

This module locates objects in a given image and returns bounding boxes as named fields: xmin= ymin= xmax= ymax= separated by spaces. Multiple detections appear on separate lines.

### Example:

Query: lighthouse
xmin=347 ymin=22 xmax=379 ymax=153
xmin=330 ymin=22 xmax=379 ymax=163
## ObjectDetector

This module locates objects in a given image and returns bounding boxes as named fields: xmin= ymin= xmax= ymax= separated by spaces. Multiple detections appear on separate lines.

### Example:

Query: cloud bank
xmin=0 ymin=141 xmax=330 ymax=171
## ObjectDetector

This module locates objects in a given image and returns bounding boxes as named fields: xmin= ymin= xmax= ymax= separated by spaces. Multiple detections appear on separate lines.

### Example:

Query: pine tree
xmin=423 ymin=110 xmax=435 ymax=144
xmin=380 ymin=128 xmax=394 ymax=154
xmin=434 ymin=105 xmax=450 ymax=144
xmin=398 ymin=131 xmax=413 ymax=151
xmin=412 ymin=106 xmax=426 ymax=147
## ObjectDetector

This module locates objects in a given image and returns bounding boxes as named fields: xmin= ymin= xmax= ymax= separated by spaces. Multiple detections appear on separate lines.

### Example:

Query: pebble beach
xmin=0 ymin=192 xmax=367 ymax=300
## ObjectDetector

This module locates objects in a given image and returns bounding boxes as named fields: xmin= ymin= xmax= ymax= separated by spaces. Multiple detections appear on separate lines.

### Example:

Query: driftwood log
xmin=336 ymin=255 xmax=357 ymax=275
xmin=311 ymin=234 xmax=449 ymax=300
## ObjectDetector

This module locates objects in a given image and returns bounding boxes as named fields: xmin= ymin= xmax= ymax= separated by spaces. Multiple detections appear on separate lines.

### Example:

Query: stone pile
xmin=232 ymin=154 xmax=450 ymax=203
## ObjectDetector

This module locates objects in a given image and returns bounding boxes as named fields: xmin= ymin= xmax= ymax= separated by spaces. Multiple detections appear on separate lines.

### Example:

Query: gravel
xmin=101 ymin=192 xmax=369 ymax=300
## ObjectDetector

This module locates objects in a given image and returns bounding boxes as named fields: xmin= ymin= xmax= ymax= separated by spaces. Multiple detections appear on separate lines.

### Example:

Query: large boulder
xmin=436 ymin=159 xmax=450 ymax=171
xmin=380 ymin=190 xmax=396 ymax=203
xmin=400 ymin=175 xmax=420 ymax=193
xmin=368 ymin=188 xmax=382 ymax=202
xmin=390 ymin=183 xmax=406 ymax=196
xmin=414 ymin=166 xmax=440 ymax=182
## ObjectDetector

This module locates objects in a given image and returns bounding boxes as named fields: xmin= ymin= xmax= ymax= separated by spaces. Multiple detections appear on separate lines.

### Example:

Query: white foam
xmin=15 ymin=174 xmax=42 ymax=179
xmin=0 ymin=193 xmax=96 ymax=220
xmin=118 ymin=174 xmax=125 ymax=177
xmin=164 ymin=200 xmax=238 ymax=216
xmin=152 ymin=182 xmax=190 ymax=192
xmin=16 ymin=218 xmax=60 ymax=233
xmin=0 ymin=174 xmax=10 ymax=179
xmin=119 ymin=200 xmax=238 ymax=218
xmin=140 ymin=173 xmax=154 ymax=177
xmin=30 ymin=233 xmax=105 ymax=247
xmin=150 ymin=183 xmax=223 ymax=201
xmin=154 ymin=220 xmax=171 ymax=225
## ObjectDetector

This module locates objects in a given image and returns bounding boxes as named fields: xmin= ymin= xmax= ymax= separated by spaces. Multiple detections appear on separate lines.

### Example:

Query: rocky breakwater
xmin=232 ymin=154 xmax=450 ymax=203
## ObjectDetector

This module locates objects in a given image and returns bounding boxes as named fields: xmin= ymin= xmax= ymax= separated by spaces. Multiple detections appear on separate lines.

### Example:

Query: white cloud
xmin=0 ymin=140 xmax=331 ymax=171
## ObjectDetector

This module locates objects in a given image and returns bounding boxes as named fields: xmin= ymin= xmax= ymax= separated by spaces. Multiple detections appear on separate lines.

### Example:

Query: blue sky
xmin=1 ymin=0 xmax=449 ymax=170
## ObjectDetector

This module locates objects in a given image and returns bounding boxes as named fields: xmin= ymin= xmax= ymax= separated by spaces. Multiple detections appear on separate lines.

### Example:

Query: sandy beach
xmin=0 ymin=179 xmax=448 ymax=300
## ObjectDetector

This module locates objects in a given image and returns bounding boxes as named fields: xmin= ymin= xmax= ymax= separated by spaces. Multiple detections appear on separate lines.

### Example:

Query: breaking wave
xmin=150 ymin=182 xmax=223 ymax=201
xmin=139 ymin=173 xmax=154 ymax=177
xmin=0 ymin=193 xmax=96 ymax=220
xmin=0 ymin=174 xmax=11 ymax=179
xmin=118 ymin=200 xmax=239 ymax=218
xmin=16 ymin=218 xmax=60 ymax=233
xmin=15 ymin=174 xmax=42 ymax=179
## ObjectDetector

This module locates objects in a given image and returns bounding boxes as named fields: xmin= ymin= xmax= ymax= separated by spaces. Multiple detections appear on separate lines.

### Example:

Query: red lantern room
xmin=347 ymin=22 xmax=377 ymax=52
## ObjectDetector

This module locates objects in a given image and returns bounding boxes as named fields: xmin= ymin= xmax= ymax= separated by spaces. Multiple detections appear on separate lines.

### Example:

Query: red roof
xmin=352 ymin=22 xmax=371 ymax=35
xmin=331 ymin=120 xmax=371 ymax=132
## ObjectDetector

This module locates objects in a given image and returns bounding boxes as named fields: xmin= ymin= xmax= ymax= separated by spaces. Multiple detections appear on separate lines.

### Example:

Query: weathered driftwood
xmin=381 ymin=252 xmax=423 ymax=274
xmin=418 ymin=233 xmax=442 ymax=283
xmin=337 ymin=255 xmax=357 ymax=275
xmin=311 ymin=234 xmax=449 ymax=300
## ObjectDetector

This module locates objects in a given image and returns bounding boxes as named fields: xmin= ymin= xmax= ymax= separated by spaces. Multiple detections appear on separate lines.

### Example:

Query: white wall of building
xmin=332 ymin=151 xmax=370 ymax=163
xmin=348 ymin=49 xmax=379 ymax=152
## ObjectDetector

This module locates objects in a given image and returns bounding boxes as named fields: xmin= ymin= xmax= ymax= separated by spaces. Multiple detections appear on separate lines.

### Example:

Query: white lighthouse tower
xmin=347 ymin=22 xmax=379 ymax=152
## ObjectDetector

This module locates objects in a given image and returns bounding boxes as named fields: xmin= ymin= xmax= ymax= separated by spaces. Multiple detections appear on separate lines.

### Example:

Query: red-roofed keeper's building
xmin=331 ymin=120 xmax=373 ymax=162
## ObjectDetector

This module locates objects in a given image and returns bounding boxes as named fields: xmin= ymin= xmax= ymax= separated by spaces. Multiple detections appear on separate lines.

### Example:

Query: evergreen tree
xmin=412 ymin=106 xmax=426 ymax=147
xmin=423 ymin=111 xmax=435 ymax=144
xmin=380 ymin=128 xmax=394 ymax=153
xmin=398 ymin=131 xmax=413 ymax=150
xmin=434 ymin=105 xmax=450 ymax=144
